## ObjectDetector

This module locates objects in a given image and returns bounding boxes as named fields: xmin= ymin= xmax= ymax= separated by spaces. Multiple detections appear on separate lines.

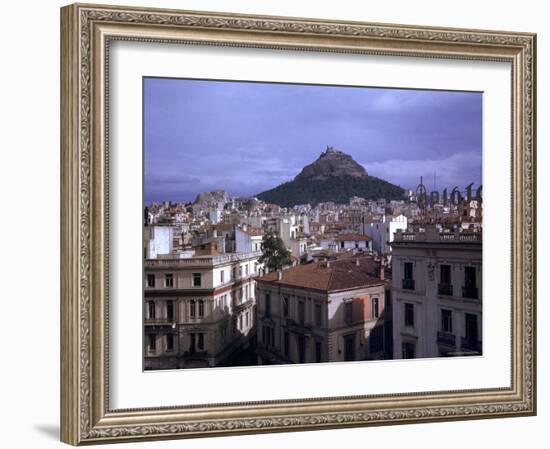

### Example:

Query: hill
xmin=257 ymin=147 xmax=405 ymax=207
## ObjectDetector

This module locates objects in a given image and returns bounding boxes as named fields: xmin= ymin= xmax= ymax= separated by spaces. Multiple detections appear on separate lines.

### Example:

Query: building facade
xmin=143 ymin=250 xmax=262 ymax=369
xmin=255 ymin=256 xmax=390 ymax=365
xmin=364 ymin=214 xmax=408 ymax=255
xmin=391 ymin=226 xmax=482 ymax=359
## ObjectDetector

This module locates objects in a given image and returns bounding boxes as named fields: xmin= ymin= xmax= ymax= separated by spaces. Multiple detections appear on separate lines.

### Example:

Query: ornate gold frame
xmin=60 ymin=3 xmax=537 ymax=445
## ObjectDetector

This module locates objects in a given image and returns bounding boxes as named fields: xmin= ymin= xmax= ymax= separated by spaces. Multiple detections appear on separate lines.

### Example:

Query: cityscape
xmin=143 ymin=78 xmax=482 ymax=370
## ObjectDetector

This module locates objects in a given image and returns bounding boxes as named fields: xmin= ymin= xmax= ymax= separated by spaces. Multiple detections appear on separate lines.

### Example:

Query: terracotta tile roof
xmin=257 ymin=257 xmax=384 ymax=292
xmin=335 ymin=233 xmax=371 ymax=242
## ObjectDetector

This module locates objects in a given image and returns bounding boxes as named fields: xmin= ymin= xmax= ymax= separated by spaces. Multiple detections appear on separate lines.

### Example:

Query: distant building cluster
xmin=143 ymin=177 xmax=482 ymax=369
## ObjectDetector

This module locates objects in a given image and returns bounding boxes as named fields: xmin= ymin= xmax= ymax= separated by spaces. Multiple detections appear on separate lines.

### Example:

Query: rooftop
xmin=256 ymin=256 xmax=385 ymax=293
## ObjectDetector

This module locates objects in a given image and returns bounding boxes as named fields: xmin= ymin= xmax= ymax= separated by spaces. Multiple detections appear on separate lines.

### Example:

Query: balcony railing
xmin=394 ymin=230 xmax=482 ymax=243
xmin=461 ymin=337 xmax=482 ymax=353
xmin=144 ymin=317 xmax=175 ymax=325
xmin=145 ymin=250 xmax=262 ymax=267
xmin=438 ymin=283 xmax=453 ymax=296
xmin=437 ymin=331 xmax=456 ymax=347
xmin=402 ymin=279 xmax=415 ymax=290
xmin=462 ymin=286 xmax=479 ymax=299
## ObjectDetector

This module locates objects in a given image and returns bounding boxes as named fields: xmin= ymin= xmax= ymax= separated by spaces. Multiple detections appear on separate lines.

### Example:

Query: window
xmin=344 ymin=301 xmax=353 ymax=325
xmin=198 ymin=299 xmax=205 ymax=317
xmin=166 ymin=300 xmax=174 ymax=321
xmin=190 ymin=300 xmax=196 ymax=317
xmin=284 ymin=332 xmax=290 ymax=356
xmin=254 ymin=262 xmax=258 ymax=273
xmin=245 ymin=264 xmax=249 ymax=276
xmin=245 ymin=311 xmax=249 ymax=327
xmin=298 ymin=300 xmax=305 ymax=325
xmin=189 ymin=333 xmax=196 ymax=352
xmin=164 ymin=273 xmax=174 ymax=288
xmin=298 ymin=335 xmax=307 ymax=363
xmin=439 ymin=264 xmax=453 ymax=295
xmin=263 ymin=325 xmax=275 ymax=347
xmin=192 ymin=273 xmax=201 ymax=287
xmin=265 ymin=292 xmax=271 ymax=317
xmin=146 ymin=274 xmax=155 ymax=288
xmin=465 ymin=313 xmax=479 ymax=343
xmin=402 ymin=342 xmax=415 ymax=359
xmin=369 ymin=326 xmax=384 ymax=353
xmin=283 ymin=296 xmax=289 ymax=317
xmin=238 ymin=266 xmax=242 ymax=277
xmin=404 ymin=262 xmax=413 ymax=279
xmin=404 ymin=303 xmax=414 ymax=327
xmin=232 ymin=266 xmax=236 ymax=280
xmin=372 ymin=297 xmax=379 ymax=319
xmin=245 ymin=284 xmax=249 ymax=300
xmin=148 ymin=301 xmax=155 ymax=319
xmin=239 ymin=314 xmax=243 ymax=330
xmin=344 ymin=334 xmax=355 ymax=361
xmin=220 ymin=270 xmax=225 ymax=283
xmin=440 ymin=264 xmax=451 ymax=284
xmin=314 ymin=303 xmax=322 ymax=327
xmin=402 ymin=262 xmax=414 ymax=290
xmin=166 ymin=334 xmax=174 ymax=351
xmin=441 ymin=309 xmax=453 ymax=333
xmin=148 ymin=334 xmax=156 ymax=351
xmin=315 ymin=340 xmax=322 ymax=363
xmin=197 ymin=333 xmax=204 ymax=350
xmin=463 ymin=266 xmax=478 ymax=298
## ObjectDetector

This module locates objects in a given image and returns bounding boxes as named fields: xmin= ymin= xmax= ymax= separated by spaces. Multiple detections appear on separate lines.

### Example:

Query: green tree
xmin=259 ymin=231 xmax=293 ymax=272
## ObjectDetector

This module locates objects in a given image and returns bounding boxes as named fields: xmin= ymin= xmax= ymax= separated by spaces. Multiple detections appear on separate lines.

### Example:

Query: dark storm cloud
xmin=144 ymin=78 xmax=482 ymax=203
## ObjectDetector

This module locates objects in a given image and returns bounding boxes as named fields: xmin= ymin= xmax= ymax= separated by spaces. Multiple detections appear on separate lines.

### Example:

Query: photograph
xmin=142 ymin=78 xmax=483 ymax=370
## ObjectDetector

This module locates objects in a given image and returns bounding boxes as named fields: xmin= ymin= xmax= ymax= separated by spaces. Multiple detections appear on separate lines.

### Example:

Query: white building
xmin=364 ymin=214 xmax=408 ymax=255
xmin=320 ymin=234 xmax=372 ymax=253
xmin=144 ymin=225 xmax=174 ymax=259
xmin=208 ymin=209 xmax=223 ymax=224
xmin=391 ymin=226 xmax=482 ymax=359
xmin=144 ymin=249 xmax=262 ymax=369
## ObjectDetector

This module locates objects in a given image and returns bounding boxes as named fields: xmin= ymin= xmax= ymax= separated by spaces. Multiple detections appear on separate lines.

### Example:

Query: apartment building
xmin=143 ymin=249 xmax=262 ymax=369
xmin=391 ymin=226 xmax=482 ymax=359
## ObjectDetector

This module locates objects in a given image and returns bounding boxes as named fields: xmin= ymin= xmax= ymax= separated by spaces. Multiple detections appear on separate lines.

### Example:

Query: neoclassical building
xmin=143 ymin=247 xmax=262 ymax=369
xmin=391 ymin=226 xmax=482 ymax=359
xmin=255 ymin=256 xmax=390 ymax=365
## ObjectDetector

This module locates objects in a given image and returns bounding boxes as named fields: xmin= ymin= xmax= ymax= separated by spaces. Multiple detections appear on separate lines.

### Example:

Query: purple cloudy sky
xmin=144 ymin=77 xmax=482 ymax=203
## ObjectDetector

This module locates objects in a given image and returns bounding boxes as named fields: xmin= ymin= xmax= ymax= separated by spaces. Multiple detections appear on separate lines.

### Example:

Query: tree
xmin=259 ymin=231 xmax=293 ymax=272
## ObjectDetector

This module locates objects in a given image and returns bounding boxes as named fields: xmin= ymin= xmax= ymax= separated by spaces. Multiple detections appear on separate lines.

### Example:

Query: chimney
xmin=326 ymin=261 xmax=331 ymax=268
xmin=380 ymin=259 xmax=385 ymax=281
xmin=277 ymin=270 xmax=283 ymax=281
xmin=355 ymin=258 xmax=360 ymax=267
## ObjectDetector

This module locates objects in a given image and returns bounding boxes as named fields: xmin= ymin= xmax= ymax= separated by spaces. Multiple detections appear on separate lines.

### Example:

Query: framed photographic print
xmin=60 ymin=3 xmax=537 ymax=445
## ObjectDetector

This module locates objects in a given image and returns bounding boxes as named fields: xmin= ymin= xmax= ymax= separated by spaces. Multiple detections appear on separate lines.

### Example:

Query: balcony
xmin=437 ymin=331 xmax=456 ymax=347
xmin=461 ymin=337 xmax=482 ymax=353
xmin=462 ymin=286 xmax=479 ymax=299
xmin=233 ymin=298 xmax=253 ymax=313
xmin=438 ymin=283 xmax=453 ymax=296
xmin=402 ymin=279 xmax=415 ymax=290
